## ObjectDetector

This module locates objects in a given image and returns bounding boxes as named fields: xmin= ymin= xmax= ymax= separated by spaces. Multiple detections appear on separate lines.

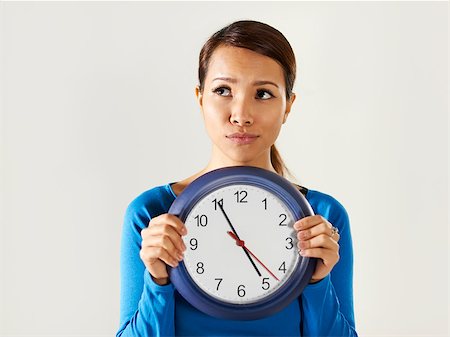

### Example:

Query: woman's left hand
xmin=294 ymin=215 xmax=340 ymax=283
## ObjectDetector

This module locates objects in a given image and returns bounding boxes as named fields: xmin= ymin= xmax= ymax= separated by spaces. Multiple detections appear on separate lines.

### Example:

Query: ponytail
xmin=270 ymin=144 xmax=290 ymax=177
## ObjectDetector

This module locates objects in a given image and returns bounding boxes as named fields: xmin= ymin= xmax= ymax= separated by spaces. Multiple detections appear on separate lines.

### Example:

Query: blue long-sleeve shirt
xmin=117 ymin=183 xmax=357 ymax=337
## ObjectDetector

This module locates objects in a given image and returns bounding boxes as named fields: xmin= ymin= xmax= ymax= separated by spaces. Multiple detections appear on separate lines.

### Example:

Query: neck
xmin=172 ymin=147 xmax=279 ymax=197
xmin=202 ymin=147 xmax=277 ymax=175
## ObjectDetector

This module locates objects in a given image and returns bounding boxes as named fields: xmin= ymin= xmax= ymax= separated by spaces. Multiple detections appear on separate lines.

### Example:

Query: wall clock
xmin=168 ymin=166 xmax=316 ymax=320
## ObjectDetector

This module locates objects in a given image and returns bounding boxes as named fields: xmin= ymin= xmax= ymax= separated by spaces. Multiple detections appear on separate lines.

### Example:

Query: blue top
xmin=117 ymin=183 xmax=358 ymax=337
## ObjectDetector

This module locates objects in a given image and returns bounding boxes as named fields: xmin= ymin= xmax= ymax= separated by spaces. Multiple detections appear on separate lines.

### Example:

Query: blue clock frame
xmin=168 ymin=166 xmax=317 ymax=320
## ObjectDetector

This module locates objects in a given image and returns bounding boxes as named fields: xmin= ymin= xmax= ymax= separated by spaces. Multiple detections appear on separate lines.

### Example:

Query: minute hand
xmin=217 ymin=202 xmax=262 ymax=277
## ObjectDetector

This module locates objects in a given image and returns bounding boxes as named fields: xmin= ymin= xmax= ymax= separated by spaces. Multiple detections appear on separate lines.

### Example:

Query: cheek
xmin=202 ymin=98 xmax=230 ymax=124
xmin=202 ymin=111 xmax=227 ymax=141
xmin=258 ymin=107 xmax=285 ymax=128
xmin=258 ymin=111 xmax=285 ymax=141
xmin=203 ymin=109 xmax=227 ymax=128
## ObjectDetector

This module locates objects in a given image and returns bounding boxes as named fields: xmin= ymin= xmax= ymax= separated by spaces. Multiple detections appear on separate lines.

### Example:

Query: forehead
xmin=206 ymin=45 xmax=285 ymax=84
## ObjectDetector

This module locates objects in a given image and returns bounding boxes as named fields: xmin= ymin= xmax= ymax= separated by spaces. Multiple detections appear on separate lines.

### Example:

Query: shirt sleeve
xmin=301 ymin=194 xmax=358 ymax=337
xmin=116 ymin=197 xmax=176 ymax=337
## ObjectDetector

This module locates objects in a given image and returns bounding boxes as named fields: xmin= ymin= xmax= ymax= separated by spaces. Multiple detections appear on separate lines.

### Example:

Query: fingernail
xmin=299 ymin=250 xmax=306 ymax=256
xmin=182 ymin=227 xmax=188 ymax=235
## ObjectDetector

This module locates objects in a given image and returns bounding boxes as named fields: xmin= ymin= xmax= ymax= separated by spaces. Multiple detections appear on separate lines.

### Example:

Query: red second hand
xmin=227 ymin=231 xmax=280 ymax=282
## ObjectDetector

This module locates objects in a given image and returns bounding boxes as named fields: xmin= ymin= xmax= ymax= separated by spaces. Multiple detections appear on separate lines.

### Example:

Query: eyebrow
xmin=212 ymin=77 xmax=279 ymax=88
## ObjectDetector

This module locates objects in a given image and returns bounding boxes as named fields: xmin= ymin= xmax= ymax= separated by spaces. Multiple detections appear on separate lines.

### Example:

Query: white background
xmin=0 ymin=2 xmax=448 ymax=337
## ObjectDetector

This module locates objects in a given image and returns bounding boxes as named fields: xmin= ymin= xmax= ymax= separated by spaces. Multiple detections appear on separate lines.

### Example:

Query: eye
xmin=256 ymin=89 xmax=274 ymax=100
xmin=213 ymin=86 xmax=232 ymax=97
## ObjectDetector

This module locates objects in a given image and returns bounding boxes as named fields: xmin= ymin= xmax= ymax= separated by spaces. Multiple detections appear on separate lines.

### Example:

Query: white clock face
xmin=182 ymin=184 xmax=299 ymax=304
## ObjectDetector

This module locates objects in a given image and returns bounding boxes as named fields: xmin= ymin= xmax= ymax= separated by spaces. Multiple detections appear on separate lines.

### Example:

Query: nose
xmin=229 ymin=96 xmax=254 ymax=126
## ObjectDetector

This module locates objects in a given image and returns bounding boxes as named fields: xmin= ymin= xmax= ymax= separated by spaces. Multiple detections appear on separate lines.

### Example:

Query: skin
xmin=140 ymin=45 xmax=340 ymax=285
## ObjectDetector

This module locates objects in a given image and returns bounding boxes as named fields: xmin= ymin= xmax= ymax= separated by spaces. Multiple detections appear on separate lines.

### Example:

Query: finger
xmin=297 ymin=223 xmax=341 ymax=242
xmin=297 ymin=221 xmax=330 ymax=240
xmin=300 ymin=247 xmax=340 ymax=267
xmin=140 ymin=246 xmax=179 ymax=268
xmin=143 ymin=223 xmax=186 ymax=252
xmin=294 ymin=215 xmax=326 ymax=230
xmin=297 ymin=234 xmax=339 ymax=251
xmin=332 ymin=232 xmax=340 ymax=242
xmin=143 ymin=234 xmax=184 ymax=262
xmin=149 ymin=213 xmax=188 ymax=237
xmin=144 ymin=223 xmax=187 ymax=251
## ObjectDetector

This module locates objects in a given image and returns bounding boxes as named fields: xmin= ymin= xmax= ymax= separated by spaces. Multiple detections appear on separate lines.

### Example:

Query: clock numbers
xmin=194 ymin=214 xmax=208 ymax=227
xmin=196 ymin=262 xmax=205 ymax=274
xmin=234 ymin=190 xmax=248 ymax=203
xmin=180 ymin=182 xmax=302 ymax=306
xmin=285 ymin=237 xmax=294 ymax=250
xmin=212 ymin=198 xmax=223 ymax=210
xmin=262 ymin=277 xmax=270 ymax=290
xmin=262 ymin=198 xmax=267 ymax=210
xmin=214 ymin=278 xmax=223 ymax=291
xmin=237 ymin=285 xmax=246 ymax=297
xmin=279 ymin=213 xmax=288 ymax=226
xmin=189 ymin=238 xmax=198 ymax=250
xmin=167 ymin=168 xmax=313 ymax=315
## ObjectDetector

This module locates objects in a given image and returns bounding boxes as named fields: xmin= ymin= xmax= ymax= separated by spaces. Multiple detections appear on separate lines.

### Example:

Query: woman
xmin=117 ymin=20 xmax=357 ymax=337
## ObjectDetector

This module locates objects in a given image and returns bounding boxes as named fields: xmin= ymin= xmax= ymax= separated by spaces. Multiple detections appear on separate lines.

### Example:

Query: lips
xmin=226 ymin=133 xmax=259 ymax=145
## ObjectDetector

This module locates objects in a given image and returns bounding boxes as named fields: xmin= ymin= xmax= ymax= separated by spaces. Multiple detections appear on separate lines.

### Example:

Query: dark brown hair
xmin=198 ymin=20 xmax=296 ymax=177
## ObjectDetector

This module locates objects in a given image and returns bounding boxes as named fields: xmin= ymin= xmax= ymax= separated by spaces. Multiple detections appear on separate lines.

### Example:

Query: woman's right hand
xmin=140 ymin=214 xmax=187 ymax=285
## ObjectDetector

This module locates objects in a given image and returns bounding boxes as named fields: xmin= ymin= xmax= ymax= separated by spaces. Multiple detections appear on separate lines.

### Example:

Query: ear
xmin=195 ymin=85 xmax=203 ymax=109
xmin=283 ymin=93 xmax=296 ymax=124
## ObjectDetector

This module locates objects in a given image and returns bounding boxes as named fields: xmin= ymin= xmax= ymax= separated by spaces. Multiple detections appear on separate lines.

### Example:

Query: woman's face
xmin=197 ymin=45 xmax=295 ymax=169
